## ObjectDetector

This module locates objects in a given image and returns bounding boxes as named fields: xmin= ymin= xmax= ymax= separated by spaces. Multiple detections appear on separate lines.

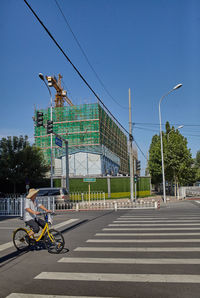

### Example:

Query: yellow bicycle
xmin=13 ymin=213 xmax=65 ymax=254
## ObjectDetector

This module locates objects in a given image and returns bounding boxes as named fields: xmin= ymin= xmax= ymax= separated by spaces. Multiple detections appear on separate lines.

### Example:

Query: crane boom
xmin=46 ymin=74 xmax=74 ymax=107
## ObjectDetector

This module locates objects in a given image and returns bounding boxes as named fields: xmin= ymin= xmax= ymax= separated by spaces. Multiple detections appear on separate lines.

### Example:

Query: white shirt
xmin=24 ymin=198 xmax=41 ymax=222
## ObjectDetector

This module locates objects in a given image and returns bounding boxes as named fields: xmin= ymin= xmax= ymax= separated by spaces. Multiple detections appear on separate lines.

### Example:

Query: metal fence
xmin=179 ymin=186 xmax=200 ymax=198
xmin=0 ymin=196 xmax=158 ymax=216
xmin=0 ymin=197 xmax=55 ymax=217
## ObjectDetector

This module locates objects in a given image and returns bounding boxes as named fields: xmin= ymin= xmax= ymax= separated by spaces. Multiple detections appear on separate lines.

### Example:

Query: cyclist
xmin=24 ymin=188 xmax=52 ymax=238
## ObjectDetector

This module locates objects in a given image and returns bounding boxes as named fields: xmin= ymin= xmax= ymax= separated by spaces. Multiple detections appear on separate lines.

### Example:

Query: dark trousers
xmin=25 ymin=218 xmax=46 ymax=233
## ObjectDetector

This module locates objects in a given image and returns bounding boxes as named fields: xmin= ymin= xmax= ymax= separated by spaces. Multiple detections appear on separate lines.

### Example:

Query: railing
xmin=179 ymin=186 xmax=200 ymax=198
xmin=0 ymin=196 xmax=55 ymax=217
xmin=69 ymin=191 xmax=106 ymax=203
xmin=0 ymin=196 xmax=158 ymax=216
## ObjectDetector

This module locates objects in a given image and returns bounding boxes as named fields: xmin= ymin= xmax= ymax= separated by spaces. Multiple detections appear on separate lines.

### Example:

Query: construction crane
xmin=46 ymin=74 xmax=73 ymax=107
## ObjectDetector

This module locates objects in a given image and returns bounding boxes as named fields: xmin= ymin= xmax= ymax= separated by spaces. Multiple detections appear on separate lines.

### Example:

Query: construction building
xmin=34 ymin=74 xmax=137 ymax=178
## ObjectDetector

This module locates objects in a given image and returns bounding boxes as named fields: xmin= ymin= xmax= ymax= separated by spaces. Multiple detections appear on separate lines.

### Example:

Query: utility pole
xmin=129 ymin=88 xmax=134 ymax=202
xmin=53 ymin=132 xmax=69 ymax=193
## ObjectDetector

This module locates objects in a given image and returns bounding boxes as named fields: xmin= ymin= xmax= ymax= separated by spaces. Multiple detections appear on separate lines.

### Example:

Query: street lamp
xmin=39 ymin=73 xmax=53 ymax=188
xmin=159 ymin=83 xmax=182 ymax=203
xmin=167 ymin=125 xmax=184 ymax=141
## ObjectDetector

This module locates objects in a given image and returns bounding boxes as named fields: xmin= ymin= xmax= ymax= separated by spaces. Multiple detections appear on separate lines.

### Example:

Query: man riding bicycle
xmin=24 ymin=188 xmax=52 ymax=238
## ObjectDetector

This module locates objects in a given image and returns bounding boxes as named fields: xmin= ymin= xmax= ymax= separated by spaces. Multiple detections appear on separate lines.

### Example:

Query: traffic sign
xmin=55 ymin=137 xmax=62 ymax=148
xmin=83 ymin=178 xmax=96 ymax=182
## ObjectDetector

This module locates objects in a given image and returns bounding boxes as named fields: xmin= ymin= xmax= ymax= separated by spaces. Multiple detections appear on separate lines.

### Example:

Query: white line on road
xmin=109 ymin=223 xmax=200 ymax=226
xmin=96 ymin=232 xmax=200 ymax=236
xmin=6 ymin=294 xmax=118 ymax=298
xmin=86 ymin=239 xmax=200 ymax=243
xmin=103 ymin=227 xmax=200 ymax=230
xmin=74 ymin=246 xmax=200 ymax=252
xmin=52 ymin=219 xmax=79 ymax=229
xmin=0 ymin=241 xmax=14 ymax=252
xmin=58 ymin=257 xmax=200 ymax=264
xmin=114 ymin=220 xmax=200 ymax=223
xmin=119 ymin=216 xmax=200 ymax=219
xmin=34 ymin=272 xmax=200 ymax=283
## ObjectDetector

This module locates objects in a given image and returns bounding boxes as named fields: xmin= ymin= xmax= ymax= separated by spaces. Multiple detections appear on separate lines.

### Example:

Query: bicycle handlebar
xmin=38 ymin=212 xmax=55 ymax=216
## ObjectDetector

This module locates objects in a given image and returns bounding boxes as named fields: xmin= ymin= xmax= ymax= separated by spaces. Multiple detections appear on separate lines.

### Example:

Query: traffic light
xmin=136 ymin=160 xmax=141 ymax=171
xmin=47 ymin=120 xmax=53 ymax=134
xmin=36 ymin=111 xmax=44 ymax=127
xmin=134 ymin=174 xmax=138 ymax=183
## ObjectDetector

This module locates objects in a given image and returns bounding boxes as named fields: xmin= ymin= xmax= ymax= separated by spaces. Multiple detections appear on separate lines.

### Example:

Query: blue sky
xmin=1 ymin=0 xmax=200 ymax=174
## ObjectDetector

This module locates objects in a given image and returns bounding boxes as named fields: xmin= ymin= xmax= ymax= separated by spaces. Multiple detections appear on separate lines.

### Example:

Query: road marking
xmin=0 ymin=219 xmax=79 ymax=253
xmin=74 ymin=246 xmax=200 ymax=252
xmin=6 ymin=294 xmax=118 ymax=298
xmin=103 ymin=227 xmax=200 ymax=230
xmin=195 ymin=201 xmax=200 ymax=204
xmin=35 ymin=272 xmax=200 ymax=283
xmin=86 ymin=239 xmax=200 ymax=243
xmin=109 ymin=223 xmax=200 ymax=226
xmin=52 ymin=219 xmax=79 ymax=229
xmin=0 ymin=241 xmax=14 ymax=252
xmin=119 ymin=216 xmax=200 ymax=219
xmin=58 ymin=257 xmax=200 ymax=264
xmin=96 ymin=232 xmax=200 ymax=236
xmin=114 ymin=220 xmax=200 ymax=223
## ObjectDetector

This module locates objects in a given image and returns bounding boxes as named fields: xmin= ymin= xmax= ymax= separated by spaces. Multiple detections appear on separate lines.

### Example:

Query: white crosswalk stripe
xmin=87 ymin=238 xmax=200 ymax=243
xmin=103 ymin=227 xmax=200 ymax=230
xmin=95 ymin=232 xmax=200 ymax=236
xmin=74 ymin=246 xmax=200 ymax=252
xmin=109 ymin=223 xmax=200 ymax=226
xmin=6 ymin=294 xmax=117 ymax=298
xmin=58 ymin=257 xmax=200 ymax=264
xmin=7 ymin=209 xmax=200 ymax=297
xmin=34 ymin=272 xmax=200 ymax=283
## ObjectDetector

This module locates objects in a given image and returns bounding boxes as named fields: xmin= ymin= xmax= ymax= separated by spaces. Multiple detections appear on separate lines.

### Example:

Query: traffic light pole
xmin=134 ymin=160 xmax=137 ymax=201
xmin=53 ymin=132 xmax=69 ymax=193
xmin=128 ymin=89 xmax=134 ymax=202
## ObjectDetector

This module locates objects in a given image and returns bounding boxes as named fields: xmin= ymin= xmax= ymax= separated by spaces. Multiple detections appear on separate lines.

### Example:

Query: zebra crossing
xmin=6 ymin=209 xmax=200 ymax=298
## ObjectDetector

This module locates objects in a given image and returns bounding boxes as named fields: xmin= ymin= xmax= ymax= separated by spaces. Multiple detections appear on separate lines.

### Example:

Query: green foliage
xmin=69 ymin=177 xmax=150 ymax=194
xmin=194 ymin=150 xmax=200 ymax=181
xmin=148 ymin=135 xmax=162 ymax=184
xmin=148 ymin=123 xmax=196 ymax=186
xmin=0 ymin=135 xmax=49 ymax=193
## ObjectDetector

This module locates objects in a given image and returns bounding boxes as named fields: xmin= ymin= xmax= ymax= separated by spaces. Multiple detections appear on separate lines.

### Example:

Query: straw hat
xmin=27 ymin=188 xmax=39 ymax=199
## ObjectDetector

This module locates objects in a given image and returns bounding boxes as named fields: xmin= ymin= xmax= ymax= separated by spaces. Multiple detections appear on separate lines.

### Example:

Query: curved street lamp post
xmin=159 ymin=84 xmax=182 ymax=203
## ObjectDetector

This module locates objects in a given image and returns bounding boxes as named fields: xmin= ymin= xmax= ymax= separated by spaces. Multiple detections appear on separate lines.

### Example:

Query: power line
xmin=24 ymin=0 xmax=129 ymax=136
xmin=133 ymin=122 xmax=200 ymax=127
xmin=24 ymin=0 xmax=148 ymax=160
xmin=54 ymin=0 xmax=128 ymax=110
xmin=133 ymin=138 xmax=148 ymax=161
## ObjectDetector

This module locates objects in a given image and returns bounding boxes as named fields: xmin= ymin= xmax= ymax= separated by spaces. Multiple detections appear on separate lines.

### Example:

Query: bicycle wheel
xmin=44 ymin=229 xmax=65 ymax=254
xmin=13 ymin=228 xmax=30 ymax=251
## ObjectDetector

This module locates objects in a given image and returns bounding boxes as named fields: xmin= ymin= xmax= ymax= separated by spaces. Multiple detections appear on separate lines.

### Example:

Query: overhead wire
xmin=24 ymin=0 xmax=148 ymax=161
xmin=54 ymin=0 xmax=128 ymax=110
xmin=23 ymin=0 xmax=129 ymax=136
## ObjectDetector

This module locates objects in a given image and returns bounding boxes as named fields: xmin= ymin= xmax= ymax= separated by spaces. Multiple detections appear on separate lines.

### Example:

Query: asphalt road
xmin=1 ymin=200 xmax=200 ymax=298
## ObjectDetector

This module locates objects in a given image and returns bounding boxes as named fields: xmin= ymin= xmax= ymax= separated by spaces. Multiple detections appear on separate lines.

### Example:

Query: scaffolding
xmin=34 ymin=102 xmax=131 ymax=175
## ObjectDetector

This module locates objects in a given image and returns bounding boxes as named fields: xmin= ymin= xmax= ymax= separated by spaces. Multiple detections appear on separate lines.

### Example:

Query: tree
xmin=194 ymin=150 xmax=200 ymax=181
xmin=148 ymin=134 xmax=162 ymax=185
xmin=148 ymin=122 xmax=195 ymax=192
xmin=0 ymin=136 xmax=49 ymax=193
